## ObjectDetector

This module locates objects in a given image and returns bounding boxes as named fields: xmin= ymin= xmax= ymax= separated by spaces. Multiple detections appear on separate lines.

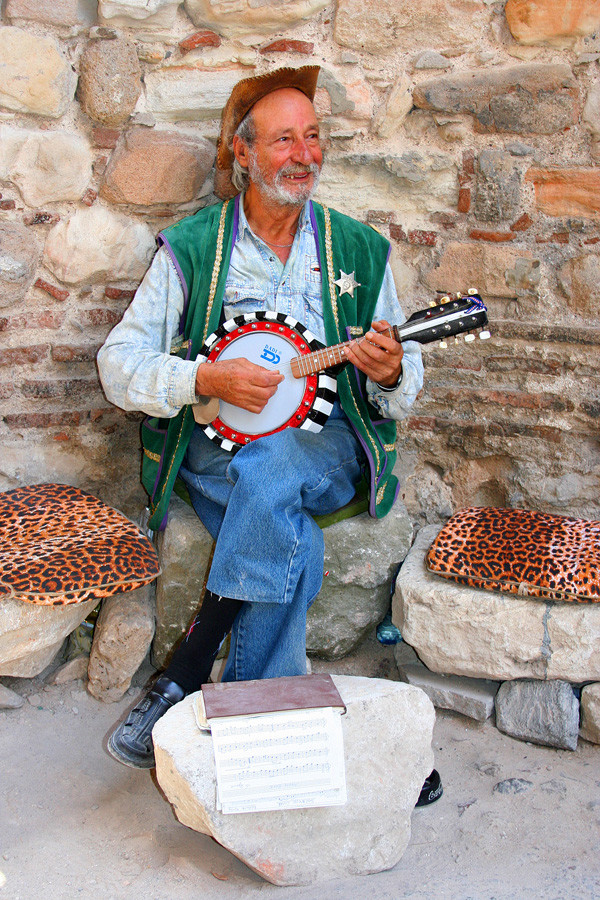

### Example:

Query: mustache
xmin=276 ymin=163 xmax=321 ymax=178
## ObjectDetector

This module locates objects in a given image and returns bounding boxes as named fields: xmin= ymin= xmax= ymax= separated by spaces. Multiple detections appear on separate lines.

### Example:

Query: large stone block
xmin=43 ymin=205 xmax=155 ymax=284
xmin=580 ymin=682 xmax=600 ymax=744
xmin=5 ymin=0 xmax=96 ymax=28
xmin=495 ymin=679 xmax=580 ymax=750
xmin=100 ymin=128 xmax=215 ymax=211
xmin=0 ymin=27 xmax=76 ymax=117
xmin=0 ymin=127 xmax=93 ymax=207
xmin=152 ymin=496 xmax=214 ymax=669
xmin=143 ymin=66 xmax=246 ymax=122
xmin=413 ymin=64 xmax=579 ymax=135
xmin=88 ymin=584 xmax=155 ymax=702
xmin=307 ymin=501 xmax=413 ymax=660
xmin=99 ymin=0 xmax=181 ymax=30
xmin=393 ymin=525 xmax=600 ymax=683
xmin=184 ymin=0 xmax=329 ymax=39
xmin=0 ymin=596 xmax=97 ymax=678
xmin=525 ymin=167 xmax=600 ymax=219
xmin=559 ymin=253 xmax=600 ymax=318
xmin=423 ymin=240 xmax=533 ymax=299
xmin=153 ymin=675 xmax=435 ymax=886
xmin=505 ymin=0 xmax=600 ymax=46
xmin=334 ymin=0 xmax=489 ymax=54
xmin=474 ymin=150 xmax=522 ymax=224
xmin=78 ymin=39 xmax=142 ymax=127
xmin=0 ymin=222 xmax=41 ymax=308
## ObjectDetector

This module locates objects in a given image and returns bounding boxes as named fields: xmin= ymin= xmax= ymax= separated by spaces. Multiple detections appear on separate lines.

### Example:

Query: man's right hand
xmin=195 ymin=358 xmax=284 ymax=414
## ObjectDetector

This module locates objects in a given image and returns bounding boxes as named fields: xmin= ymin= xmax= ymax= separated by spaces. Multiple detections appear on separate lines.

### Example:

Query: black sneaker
xmin=107 ymin=675 xmax=186 ymax=769
xmin=416 ymin=769 xmax=443 ymax=807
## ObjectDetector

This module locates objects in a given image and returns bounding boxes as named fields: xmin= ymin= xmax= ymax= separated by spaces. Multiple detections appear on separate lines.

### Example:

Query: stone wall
xmin=0 ymin=0 xmax=599 ymax=522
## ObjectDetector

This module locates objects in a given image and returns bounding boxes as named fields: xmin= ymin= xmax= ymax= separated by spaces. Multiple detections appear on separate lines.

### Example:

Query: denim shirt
xmin=98 ymin=199 xmax=424 ymax=421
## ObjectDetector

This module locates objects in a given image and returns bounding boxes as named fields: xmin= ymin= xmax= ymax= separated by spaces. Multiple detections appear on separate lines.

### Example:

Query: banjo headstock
xmin=395 ymin=291 xmax=489 ymax=347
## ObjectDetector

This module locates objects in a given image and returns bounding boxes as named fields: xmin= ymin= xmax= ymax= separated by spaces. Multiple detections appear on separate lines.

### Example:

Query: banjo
xmin=194 ymin=292 xmax=489 ymax=452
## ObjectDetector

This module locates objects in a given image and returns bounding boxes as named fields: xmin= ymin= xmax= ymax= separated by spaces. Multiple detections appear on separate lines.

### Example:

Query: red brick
xmin=486 ymin=355 xmax=562 ymax=376
xmin=23 ymin=211 xmax=60 ymax=226
xmin=408 ymin=230 xmax=437 ymax=246
xmin=92 ymin=127 xmax=121 ymax=149
xmin=510 ymin=213 xmax=533 ymax=232
xmin=583 ymin=236 xmax=600 ymax=244
xmin=457 ymin=188 xmax=471 ymax=214
xmin=260 ymin=39 xmax=314 ymax=55
xmin=78 ymin=308 xmax=123 ymax=327
xmin=432 ymin=386 xmax=574 ymax=412
xmin=179 ymin=30 xmax=221 ymax=52
xmin=469 ymin=229 xmax=515 ymax=242
xmin=0 ymin=383 xmax=15 ymax=400
xmin=551 ymin=231 xmax=569 ymax=243
xmin=21 ymin=378 xmax=100 ymax=400
xmin=104 ymin=286 xmax=136 ymax=301
xmin=462 ymin=150 xmax=475 ymax=176
xmin=53 ymin=432 xmax=70 ymax=442
xmin=0 ymin=199 xmax=16 ymax=210
xmin=3 ymin=310 xmax=66 ymax=330
xmin=51 ymin=344 xmax=99 ymax=363
xmin=34 ymin=278 xmax=70 ymax=302
xmin=4 ymin=411 xmax=86 ymax=429
xmin=81 ymin=188 xmax=97 ymax=207
xmin=389 ymin=223 xmax=407 ymax=242
xmin=0 ymin=345 xmax=48 ymax=367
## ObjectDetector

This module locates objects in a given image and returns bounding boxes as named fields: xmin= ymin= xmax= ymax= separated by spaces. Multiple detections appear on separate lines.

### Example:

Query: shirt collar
xmin=236 ymin=193 xmax=313 ymax=241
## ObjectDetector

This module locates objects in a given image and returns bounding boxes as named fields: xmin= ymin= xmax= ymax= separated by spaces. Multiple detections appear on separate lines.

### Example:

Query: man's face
xmin=239 ymin=88 xmax=323 ymax=208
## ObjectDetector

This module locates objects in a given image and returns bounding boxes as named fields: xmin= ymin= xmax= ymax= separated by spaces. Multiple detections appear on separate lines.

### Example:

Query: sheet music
xmin=209 ymin=706 xmax=346 ymax=814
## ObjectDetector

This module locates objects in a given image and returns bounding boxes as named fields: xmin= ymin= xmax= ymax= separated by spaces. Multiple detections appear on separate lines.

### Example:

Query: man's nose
xmin=291 ymin=138 xmax=313 ymax=164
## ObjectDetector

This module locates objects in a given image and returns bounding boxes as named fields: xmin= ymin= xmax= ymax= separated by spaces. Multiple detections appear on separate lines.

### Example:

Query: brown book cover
xmin=200 ymin=674 xmax=346 ymax=721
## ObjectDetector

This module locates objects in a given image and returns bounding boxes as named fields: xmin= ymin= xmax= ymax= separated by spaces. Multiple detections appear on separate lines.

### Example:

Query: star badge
xmin=334 ymin=270 xmax=360 ymax=297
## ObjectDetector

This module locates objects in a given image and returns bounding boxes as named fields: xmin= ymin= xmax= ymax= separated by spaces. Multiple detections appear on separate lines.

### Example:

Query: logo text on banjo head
xmin=260 ymin=345 xmax=282 ymax=365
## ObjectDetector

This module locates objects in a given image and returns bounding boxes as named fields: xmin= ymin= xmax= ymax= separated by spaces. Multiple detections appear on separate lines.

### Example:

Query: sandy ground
xmin=1 ymin=639 xmax=599 ymax=900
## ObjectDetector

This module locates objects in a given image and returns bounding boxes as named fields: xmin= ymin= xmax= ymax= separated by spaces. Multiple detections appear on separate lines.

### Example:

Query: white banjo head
xmin=197 ymin=312 xmax=337 ymax=451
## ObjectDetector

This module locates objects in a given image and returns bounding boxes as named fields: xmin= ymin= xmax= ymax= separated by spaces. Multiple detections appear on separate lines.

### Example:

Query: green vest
xmin=141 ymin=198 xmax=399 ymax=531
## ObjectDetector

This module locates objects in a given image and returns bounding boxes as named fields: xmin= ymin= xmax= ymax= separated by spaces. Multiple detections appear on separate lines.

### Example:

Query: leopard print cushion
xmin=426 ymin=507 xmax=600 ymax=603
xmin=0 ymin=483 xmax=160 ymax=606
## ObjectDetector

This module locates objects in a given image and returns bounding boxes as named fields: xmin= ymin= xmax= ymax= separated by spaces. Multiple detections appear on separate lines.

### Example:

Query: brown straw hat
xmin=215 ymin=65 xmax=320 ymax=199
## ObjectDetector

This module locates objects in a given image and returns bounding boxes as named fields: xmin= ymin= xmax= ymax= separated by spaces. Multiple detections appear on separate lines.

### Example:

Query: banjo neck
xmin=290 ymin=331 xmax=394 ymax=379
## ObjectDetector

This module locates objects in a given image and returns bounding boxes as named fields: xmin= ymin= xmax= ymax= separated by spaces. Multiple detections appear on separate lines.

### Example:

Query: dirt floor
xmin=1 ymin=638 xmax=599 ymax=900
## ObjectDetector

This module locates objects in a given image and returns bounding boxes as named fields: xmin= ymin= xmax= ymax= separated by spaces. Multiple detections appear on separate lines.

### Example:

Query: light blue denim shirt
xmin=98 ymin=199 xmax=424 ymax=420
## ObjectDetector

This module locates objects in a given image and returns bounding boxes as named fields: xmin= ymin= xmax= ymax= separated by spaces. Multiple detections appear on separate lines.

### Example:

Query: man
xmin=98 ymin=66 xmax=424 ymax=770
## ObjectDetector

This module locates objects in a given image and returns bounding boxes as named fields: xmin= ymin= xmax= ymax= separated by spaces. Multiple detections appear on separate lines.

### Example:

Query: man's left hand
xmin=343 ymin=320 xmax=403 ymax=388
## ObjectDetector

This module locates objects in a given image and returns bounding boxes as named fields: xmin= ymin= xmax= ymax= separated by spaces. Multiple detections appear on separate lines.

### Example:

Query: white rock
xmin=143 ymin=67 xmax=246 ymax=122
xmin=0 ymin=596 xmax=97 ymax=678
xmin=98 ymin=0 xmax=180 ymax=29
xmin=397 ymin=660 xmax=499 ymax=721
xmin=47 ymin=654 xmax=89 ymax=685
xmin=580 ymin=683 xmax=600 ymax=745
xmin=43 ymin=205 xmax=156 ymax=284
xmin=316 ymin=153 xmax=457 ymax=227
xmin=373 ymin=74 xmax=414 ymax=137
xmin=153 ymin=675 xmax=435 ymax=886
xmin=184 ymin=0 xmax=329 ymax=39
xmin=0 ymin=127 xmax=93 ymax=207
xmin=0 ymin=682 xmax=24 ymax=709
xmin=393 ymin=525 xmax=600 ymax=683
xmin=583 ymin=81 xmax=600 ymax=140
xmin=0 ymin=27 xmax=76 ymax=117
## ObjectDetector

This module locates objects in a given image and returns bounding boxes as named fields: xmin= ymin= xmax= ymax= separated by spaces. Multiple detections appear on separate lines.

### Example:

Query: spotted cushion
xmin=0 ymin=483 xmax=160 ymax=606
xmin=425 ymin=507 xmax=600 ymax=603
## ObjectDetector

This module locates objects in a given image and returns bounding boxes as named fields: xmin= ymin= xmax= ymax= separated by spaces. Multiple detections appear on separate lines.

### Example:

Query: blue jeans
xmin=178 ymin=403 xmax=363 ymax=681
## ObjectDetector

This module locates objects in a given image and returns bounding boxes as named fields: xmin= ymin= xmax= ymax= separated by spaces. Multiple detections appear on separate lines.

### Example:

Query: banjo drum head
xmin=197 ymin=312 xmax=337 ymax=451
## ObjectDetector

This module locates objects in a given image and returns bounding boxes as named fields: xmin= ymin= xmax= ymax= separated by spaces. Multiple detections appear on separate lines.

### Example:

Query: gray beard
xmin=248 ymin=156 xmax=321 ymax=208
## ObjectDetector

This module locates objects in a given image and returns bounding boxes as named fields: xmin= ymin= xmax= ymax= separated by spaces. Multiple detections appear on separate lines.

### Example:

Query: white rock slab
xmin=43 ymin=205 xmax=156 ymax=284
xmin=143 ymin=67 xmax=245 ymax=122
xmin=184 ymin=0 xmax=329 ymax=38
xmin=0 ymin=27 xmax=76 ymax=117
xmin=393 ymin=525 xmax=600 ymax=682
xmin=0 ymin=127 xmax=93 ymax=206
xmin=0 ymin=596 xmax=97 ymax=678
xmin=99 ymin=0 xmax=181 ymax=29
xmin=153 ymin=675 xmax=435 ymax=886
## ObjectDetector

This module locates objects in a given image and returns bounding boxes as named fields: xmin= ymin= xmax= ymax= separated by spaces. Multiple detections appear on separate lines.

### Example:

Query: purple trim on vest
xmin=158 ymin=233 xmax=189 ymax=336
xmin=309 ymin=202 xmax=322 ymax=273
xmin=233 ymin=193 xmax=241 ymax=243
xmin=386 ymin=244 xmax=391 ymax=266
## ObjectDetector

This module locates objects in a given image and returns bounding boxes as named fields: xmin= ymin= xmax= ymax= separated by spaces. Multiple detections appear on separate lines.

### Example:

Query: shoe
xmin=416 ymin=769 xmax=443 ymax=807
xmin=107 ymin=675 xmax=186 ymax=769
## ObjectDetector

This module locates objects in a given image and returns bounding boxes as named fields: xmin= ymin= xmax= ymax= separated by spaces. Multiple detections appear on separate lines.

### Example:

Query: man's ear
xmin=232 ymin=134 xmax=249 ymax=169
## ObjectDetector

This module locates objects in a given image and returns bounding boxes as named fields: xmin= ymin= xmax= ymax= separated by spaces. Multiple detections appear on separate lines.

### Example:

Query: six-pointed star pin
xmin=334 ymin=270 xmax=360 ymax=297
